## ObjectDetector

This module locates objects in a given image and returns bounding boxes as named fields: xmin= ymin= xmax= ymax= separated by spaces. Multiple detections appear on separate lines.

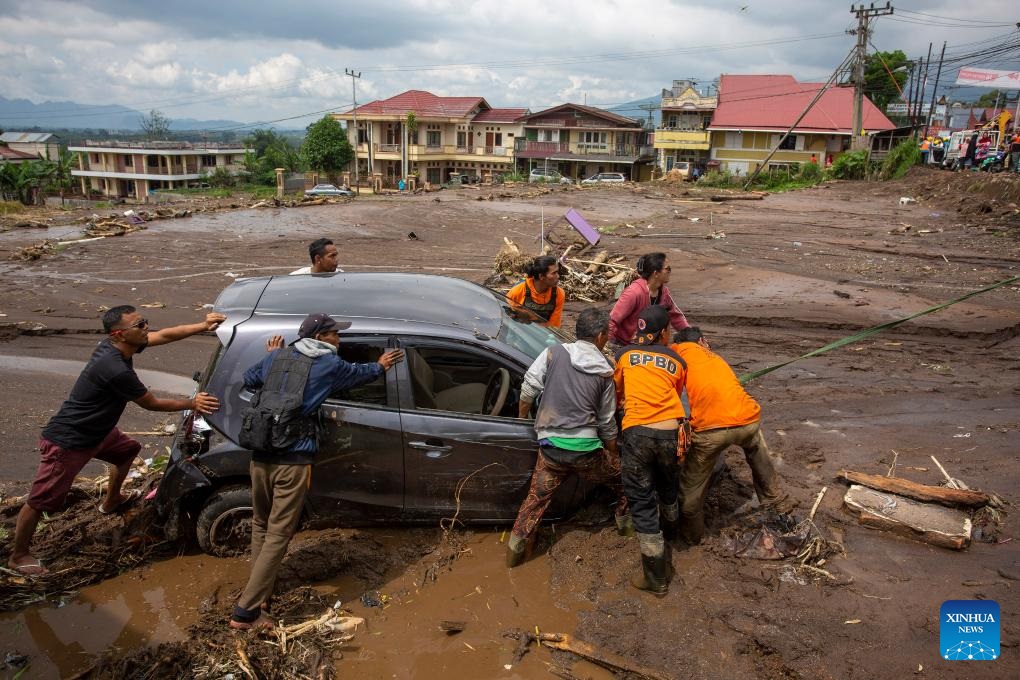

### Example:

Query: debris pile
xmin=9 ymin=239 xmax=59 ymax=261
xmin=487 ymin=237 xmax=634 ymax=302
xmin=80 ymin=587 xmax=364 ymax=680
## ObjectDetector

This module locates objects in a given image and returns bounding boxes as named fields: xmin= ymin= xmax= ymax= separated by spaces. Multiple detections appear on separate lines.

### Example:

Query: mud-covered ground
xmin=0 ymin=168 xmax=1018 ymax=679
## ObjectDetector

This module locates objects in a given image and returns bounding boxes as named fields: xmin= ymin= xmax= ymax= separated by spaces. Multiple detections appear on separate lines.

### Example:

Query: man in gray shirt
xmin=506 ymin=308 xmax=634 ymax=567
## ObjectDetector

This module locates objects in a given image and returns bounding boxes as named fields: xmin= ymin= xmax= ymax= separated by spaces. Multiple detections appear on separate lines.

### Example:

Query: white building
xmin=69 ymin=140 xmax=251 ymax=201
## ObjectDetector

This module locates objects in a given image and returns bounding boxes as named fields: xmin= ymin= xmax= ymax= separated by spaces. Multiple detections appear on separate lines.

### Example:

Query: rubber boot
xmin=630 ymin=532 xmax=669 ymax=596
xmin=615 ymin=513 xmax=636 ymax=537
xmin=505 ymin=534 xmax=526 ymax=568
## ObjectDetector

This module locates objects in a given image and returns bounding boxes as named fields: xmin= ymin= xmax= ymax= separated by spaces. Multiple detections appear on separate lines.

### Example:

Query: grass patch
xmin=879 ymin=139 xmax=921 ymax=180
xmin=697 ymin=164 xmax=827 ymax=192
xmin=0 ymin=200 xmax=23 ymax=215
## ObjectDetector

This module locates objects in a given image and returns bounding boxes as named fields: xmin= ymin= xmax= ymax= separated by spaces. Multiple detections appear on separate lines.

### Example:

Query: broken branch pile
xmin=488 ymin=237 xmax=635 ymax=303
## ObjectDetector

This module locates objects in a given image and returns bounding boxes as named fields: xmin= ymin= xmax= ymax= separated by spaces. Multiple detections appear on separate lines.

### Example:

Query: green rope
xmin=739 ymin=275 xmax=1020 ymax=384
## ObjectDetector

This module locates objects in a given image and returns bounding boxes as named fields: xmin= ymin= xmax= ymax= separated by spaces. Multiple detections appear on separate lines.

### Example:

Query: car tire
xmin=196 ymin=485 xmax=253 ymax=557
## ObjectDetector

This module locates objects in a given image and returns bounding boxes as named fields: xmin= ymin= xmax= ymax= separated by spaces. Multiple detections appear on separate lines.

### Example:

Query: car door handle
xmin=409 ymin=440 xmax=453 ymax=457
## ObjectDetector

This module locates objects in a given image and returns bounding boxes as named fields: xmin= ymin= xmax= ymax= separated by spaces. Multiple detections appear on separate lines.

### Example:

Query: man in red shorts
xmin=7 ymin=305 xmax=223 ymax=575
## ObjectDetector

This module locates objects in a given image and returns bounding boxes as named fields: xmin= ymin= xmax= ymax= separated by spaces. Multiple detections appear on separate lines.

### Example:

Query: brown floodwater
xmin=0 ymin=530 xmax=612 ymax=679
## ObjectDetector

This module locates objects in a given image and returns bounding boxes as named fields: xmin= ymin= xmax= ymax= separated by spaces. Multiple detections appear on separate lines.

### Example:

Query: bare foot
xmin=99 ymin=488 xmax=142 ymax=515
xmin=229 ymin=614 xmax=275 ymax=631
xmin=8 ymin=555 xmax=48 ymax=576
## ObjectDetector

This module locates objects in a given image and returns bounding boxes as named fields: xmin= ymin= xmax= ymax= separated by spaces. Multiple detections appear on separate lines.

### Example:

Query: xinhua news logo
xmin=940 ymin=600 xmax=999 ymax=661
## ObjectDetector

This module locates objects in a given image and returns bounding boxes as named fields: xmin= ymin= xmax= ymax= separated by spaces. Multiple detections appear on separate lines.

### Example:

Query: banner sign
xmin=955 ymin=68 xmax=1020 ymax=89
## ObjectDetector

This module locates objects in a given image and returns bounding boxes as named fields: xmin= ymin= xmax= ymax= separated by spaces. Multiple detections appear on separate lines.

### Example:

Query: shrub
xmin=698 ymin=170 xmax=735 ymax=187
xmin=0 ymin=200 xmax=23 ymax=215
xmin=798 ymin=161 xmax=823 ymax=181
xmin=831 ymin=150 xmax=870 ymax=180
xmin=879 ymin=139 xmax=922 ymax=180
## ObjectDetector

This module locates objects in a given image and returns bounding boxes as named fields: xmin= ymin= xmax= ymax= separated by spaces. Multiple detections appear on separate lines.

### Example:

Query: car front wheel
xmin=196 ymin=485 xmax=253 ymax=557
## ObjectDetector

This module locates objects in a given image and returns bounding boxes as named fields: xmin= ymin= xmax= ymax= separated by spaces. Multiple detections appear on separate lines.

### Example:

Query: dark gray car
xmin=156 ymin=273 xmax=591 ymax=555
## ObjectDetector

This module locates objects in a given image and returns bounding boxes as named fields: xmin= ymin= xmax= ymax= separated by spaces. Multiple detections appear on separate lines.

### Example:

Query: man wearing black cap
xmin=613 ymin=305 xmax=688 ymax=596
xmin=230 ymin=313 xmax=403 ymax=630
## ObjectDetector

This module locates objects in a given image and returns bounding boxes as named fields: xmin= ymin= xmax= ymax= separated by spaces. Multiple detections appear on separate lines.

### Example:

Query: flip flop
xmin=229 ymin=614 xmax=275 ymax=631
xmin=98 ymin=489 xmax=142 ymax=515
xmin=9 ymin=558 xmax=49 ymax=576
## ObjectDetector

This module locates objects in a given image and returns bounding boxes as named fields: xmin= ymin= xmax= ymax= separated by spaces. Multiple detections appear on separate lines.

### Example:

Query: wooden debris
xmin=930 ymin=455 xmax=968 ymax=490
xmin=838 ymin=470 xmax=990 ymax=508
xmin=710 ymin=193 xmax=766 ymax=202
xmin=538 ymin=633 xmax=676 ymax=680
xmin=842 ymin=484 xmax=972 ymax=550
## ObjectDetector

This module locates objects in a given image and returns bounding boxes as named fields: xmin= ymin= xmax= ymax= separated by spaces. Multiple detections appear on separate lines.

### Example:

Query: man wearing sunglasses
xmin=7 ymin=305 xmax=224 ymax=576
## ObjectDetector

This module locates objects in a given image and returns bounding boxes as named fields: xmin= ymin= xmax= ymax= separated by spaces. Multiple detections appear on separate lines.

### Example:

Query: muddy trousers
xmin=678 ymin=421 xmax=784 ymax=543
xmin=511 ymin=447 xmax=628 ymax=540
xmin=619 ymin=427 xmax=680 ymax=536
xmin=237 ymin=461 xmax=311 ymax=612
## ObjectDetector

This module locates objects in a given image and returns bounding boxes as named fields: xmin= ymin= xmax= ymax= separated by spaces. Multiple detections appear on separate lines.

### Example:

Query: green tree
xmin=301 ymin=115 xmax=353 ymax=185
xmin=974 ymin=89 xmax=1006 ymax=107
xmin=863 ymin=50 xmax=910 ymax=112
xmin=45 ymin=150 xmax=79 ymax=204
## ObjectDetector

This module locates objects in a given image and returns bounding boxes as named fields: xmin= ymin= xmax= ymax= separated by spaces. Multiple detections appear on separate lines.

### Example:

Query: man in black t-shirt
xmin=8 ymin=305 xmax=224 ymax=576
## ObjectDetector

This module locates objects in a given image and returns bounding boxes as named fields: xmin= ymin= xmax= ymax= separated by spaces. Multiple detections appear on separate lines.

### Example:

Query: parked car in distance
xmin=305 ymin=183 xmax=354 ymax=197
xmin=528 ymin=168 xmax=573 ymax=184
xmin=156 ymin=273 xmax=596 ymax=556
xmin=671 ymin=161 xmax=692 ymax=179
xmin=581 ymin=172 xmax=626 ymax=184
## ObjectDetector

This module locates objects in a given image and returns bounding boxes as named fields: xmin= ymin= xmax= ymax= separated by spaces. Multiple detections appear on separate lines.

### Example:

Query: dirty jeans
xmin=619 ymin=427 xmax=680 ymax=536
xmin=678 ymin=421 xmax=784 ymax=543
xmin=511 ymin=446 xmax=628 ymax=540
xmin=237 ymin=461 xmax=311 ymax=612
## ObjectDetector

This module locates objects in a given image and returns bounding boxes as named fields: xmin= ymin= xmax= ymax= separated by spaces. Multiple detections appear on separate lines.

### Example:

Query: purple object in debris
xmin=564 ymin=208 xmax=601 ymax=246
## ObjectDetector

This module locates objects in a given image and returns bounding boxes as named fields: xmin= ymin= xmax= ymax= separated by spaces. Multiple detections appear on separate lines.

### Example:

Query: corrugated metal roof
xmin=519 ymin=103 xmax=641 ymax=127
xmin=0 ymin=132 xmax=55 ymax=143
xmin=710 ymin=75 xmax=895 ymax=133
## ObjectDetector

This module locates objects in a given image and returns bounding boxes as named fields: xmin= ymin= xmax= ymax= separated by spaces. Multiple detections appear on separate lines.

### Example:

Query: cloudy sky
xmin=1 ymin=0 xmax=1017 ymax=127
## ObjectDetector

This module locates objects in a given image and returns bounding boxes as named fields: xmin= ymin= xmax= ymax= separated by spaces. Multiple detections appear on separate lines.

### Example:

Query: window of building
xmin=357 ymin=123 xmax=368 ymax=145
xmin=537 ymin=129 xmax=559 ymax=142
xmin=457 ymin=131 xmax=467 ymax=148
xmin=778 ymin=135 xmax=797 ymax=150
xmin=579 ymin=131 xmax=607 ymax=146
xmin=426 ymin=131 xmax=441 ymax=147
xmin=202 ymin=155 xmax=217 ymax=166
xmin=147 ymin=155 xmax=160 ymax=167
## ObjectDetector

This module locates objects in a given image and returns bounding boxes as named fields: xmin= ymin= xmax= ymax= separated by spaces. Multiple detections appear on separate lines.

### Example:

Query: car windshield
xmin=490 ymin=293 xmax=571 ymax=359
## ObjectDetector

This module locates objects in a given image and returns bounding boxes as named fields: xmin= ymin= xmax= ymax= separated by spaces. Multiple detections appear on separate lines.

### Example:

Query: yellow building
xmin=653 ymin=80 xmax=716 ymax=173
xmin=334 ymin=90 xmax=527 ymax=186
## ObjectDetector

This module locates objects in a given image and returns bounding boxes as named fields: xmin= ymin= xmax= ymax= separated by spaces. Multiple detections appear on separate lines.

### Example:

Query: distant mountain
xmin=607 ymin=96 xmax=661 ymax=127
xmin=0 ymin=96 xmax=250 ymax=131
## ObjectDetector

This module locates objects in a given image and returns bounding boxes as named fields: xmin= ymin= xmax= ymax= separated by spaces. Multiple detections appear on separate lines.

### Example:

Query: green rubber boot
xmin=505 ymin=534 xmax=526 ymax=568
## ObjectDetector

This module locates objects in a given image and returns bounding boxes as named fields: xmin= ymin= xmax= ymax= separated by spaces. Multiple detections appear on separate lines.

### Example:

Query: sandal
xmin=9 ymin=558 xmax=49 ymax=576
xmin=99 ymin=489 xmax=142 ymax=515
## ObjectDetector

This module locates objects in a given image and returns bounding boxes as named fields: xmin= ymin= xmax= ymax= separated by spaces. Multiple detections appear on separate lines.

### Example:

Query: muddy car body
xmin=156 ymin=273 xmax=591 ymax=554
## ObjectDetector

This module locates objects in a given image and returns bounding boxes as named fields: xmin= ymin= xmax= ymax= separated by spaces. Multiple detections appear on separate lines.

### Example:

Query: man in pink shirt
xmin=609 ymin=252 xmax=690 ymax=349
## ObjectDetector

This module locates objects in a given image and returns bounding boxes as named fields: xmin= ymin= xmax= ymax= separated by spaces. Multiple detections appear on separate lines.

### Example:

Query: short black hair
xmin=103 ymin=305 xmax=136 ymax=333
xmin=674 ymin=327 xmax=704 ymax=343
xmin=526 ymin=255 xmax=558 ymax=279
xmin=575 ymin=308 xmax=609 ymax=341
xmin=309 ymin=238 xmax=334 ymax=263
xmin=636 ymin=252 xmax=667 ymax=279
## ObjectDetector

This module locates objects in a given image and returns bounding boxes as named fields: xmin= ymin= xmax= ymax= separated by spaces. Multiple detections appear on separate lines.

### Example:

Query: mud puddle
xmin=0 ymin=529 xmax=610 ymax=679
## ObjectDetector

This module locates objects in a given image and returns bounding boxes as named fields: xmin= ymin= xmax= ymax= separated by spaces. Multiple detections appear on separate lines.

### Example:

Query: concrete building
xmin=708 ymin=74 xmax=895 ymax=174
xmin=69 ymin=140 xmax=250 ymax=201
xmin=514 ymin=104 xmax=654 ymax=181
xmin=334 ymin=90 xmax=528 ymax=186
xmin=653 ymin=80 xmax=717 ymax=173
xmin=0 ymin=132 xmax=60 ymax=160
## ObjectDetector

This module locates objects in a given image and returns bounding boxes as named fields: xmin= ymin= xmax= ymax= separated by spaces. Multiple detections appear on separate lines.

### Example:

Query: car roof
xmin=236 ymin=272 xmax=505 ymax=337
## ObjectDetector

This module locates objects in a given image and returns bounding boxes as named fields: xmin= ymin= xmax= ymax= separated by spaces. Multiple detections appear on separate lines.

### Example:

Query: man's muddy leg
xmin=9 ymin=504 xmax=45 ymax=573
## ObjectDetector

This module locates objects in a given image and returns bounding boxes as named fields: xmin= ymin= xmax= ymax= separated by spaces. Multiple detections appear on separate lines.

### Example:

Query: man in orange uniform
xmin=613 ymin=306 xmax=687 ymax=596
xmin=505 ymin=255 xmax=564 ymax=327
xmin=672 ymin=327 xmax=792 ymax=544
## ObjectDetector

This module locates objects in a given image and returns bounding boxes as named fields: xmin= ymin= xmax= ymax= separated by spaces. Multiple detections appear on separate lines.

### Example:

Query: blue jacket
xmin=243 ymin=347 xmax=383 ymax=464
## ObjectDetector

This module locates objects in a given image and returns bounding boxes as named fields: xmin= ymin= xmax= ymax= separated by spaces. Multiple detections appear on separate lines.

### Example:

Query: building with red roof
xmin=334 ymin=90 xmax=528 ymax=186
xmin=708 ymin=74 xmax=894 ymax=174
xmin=514 ymin=103 xmax=653 ymax=181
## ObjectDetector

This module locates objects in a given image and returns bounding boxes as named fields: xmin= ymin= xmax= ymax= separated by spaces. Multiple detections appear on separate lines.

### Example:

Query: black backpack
xmin=239 ymin=350 xmax=320 ymax=453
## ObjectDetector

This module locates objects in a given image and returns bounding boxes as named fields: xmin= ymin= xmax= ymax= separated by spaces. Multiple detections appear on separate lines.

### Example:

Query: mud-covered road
xmin=0 ymin=169 xmax=1018 ymax=679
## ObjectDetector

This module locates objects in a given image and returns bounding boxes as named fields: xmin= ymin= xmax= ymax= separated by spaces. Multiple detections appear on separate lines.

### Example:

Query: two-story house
xmin=334 ymin=90 xmax=527 ymax=186
xmin=707 ymin=74 xmax=894 ymax=175
xmin=69 ymin=140 xmax=251 ymax=201
xmin=653 ymin=80 xmax=717 ymax=173
xmin=514 ymin=104 xmax=654 ymax=180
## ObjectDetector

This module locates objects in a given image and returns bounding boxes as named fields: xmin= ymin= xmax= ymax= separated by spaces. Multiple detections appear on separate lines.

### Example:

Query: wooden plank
xmin=838 ymin=469 xmax=989 ymax=508
xmin=843 ymin=485 xmax=971 ymax=550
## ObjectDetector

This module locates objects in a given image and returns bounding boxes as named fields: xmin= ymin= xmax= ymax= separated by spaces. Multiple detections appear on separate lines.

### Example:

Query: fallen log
xmin=584 ymin=250 xmax=608 ymax=274
xmin=539 ymin=632 xmax=676 ymax=680
xmin=710 ymin=194 xmax=765 ymax=202
xmin=838 ymin=469 xmax=989 ymax=508
xmin=842 ymin=484 xmax=971 ymax=550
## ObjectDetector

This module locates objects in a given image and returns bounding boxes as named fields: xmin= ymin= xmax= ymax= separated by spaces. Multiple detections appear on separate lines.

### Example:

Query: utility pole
xmin=345 ymin=69 xmax=362 ymax=193
xmin=849 ymin=2 xmax=894 ymax=150
xmin=924 ymin=42 xmax=946 ymax=138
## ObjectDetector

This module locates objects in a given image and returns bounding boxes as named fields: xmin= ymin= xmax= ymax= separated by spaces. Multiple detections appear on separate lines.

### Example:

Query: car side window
xmin=330 ymin=341 xmax=388 ymax=406
xmin=403 ymin=344 xmax=524 ymax=419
